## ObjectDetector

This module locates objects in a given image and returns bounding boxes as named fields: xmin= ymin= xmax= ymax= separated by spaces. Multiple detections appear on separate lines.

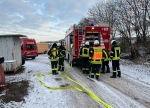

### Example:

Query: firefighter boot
xmin=58 ymin=67 xmax=61 ymax=71
xmin=101 ymin=70 xmax=105 ymax=74
xmin=96 ymin=76 xmax=99 ymax=80
xmin=117 ymin=71 xmax=121 ymax=77
xmin=52 ymin=70 xmax=55 ymax=75
xmin=110 ymin=72 xmax=117 ymax=78
xmin=106 ymin=67 xmax=110 ymax=73
xmin=89 ymin=75 xmax=94 ymax=78
xmin=61 ymin=67 xmax=64 ymax=72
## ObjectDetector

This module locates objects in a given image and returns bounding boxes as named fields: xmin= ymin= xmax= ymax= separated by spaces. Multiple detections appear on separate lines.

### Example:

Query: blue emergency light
xmin=89 ymin=23 xmax=94 ymax=26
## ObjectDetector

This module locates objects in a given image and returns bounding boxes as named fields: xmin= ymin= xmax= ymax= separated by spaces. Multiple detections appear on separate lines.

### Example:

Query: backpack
xmin=51 ymin=48 xmax=58 ymax=58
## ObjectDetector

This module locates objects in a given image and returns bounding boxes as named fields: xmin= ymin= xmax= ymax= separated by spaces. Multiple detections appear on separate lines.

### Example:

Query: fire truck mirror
xmin=0 ymin=56 xmax=4 ymax=64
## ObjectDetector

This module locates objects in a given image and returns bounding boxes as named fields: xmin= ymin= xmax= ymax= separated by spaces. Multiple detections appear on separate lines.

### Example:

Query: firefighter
xmin=89 ymin=40 xmax=102 ymax=80
xmin=80 ymin=41 xmax=90 ymax=74
xmin=48 ymin=43 xmax=59 ymax=75
xmin=110 ymin=40 xmax=121 ymax=78
xmin=101 ymin=49 xmax=110 ymax=74
xmin=58 ymin=42 xmax=66 ymax=72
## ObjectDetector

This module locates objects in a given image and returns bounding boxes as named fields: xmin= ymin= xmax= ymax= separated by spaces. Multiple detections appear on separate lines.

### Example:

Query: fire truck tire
xmin=32 ymin=57 xmax=35 ymax=59
xmin=22 ymin=55 xmax=25 ymax=65
xmin=68 ymin=54 xmax=69 ymax=61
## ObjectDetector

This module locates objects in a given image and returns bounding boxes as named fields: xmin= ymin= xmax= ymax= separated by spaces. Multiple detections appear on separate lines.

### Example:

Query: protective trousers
xmin=111 ymin=60 xmax=121 ymax=77
xmin=102 ymin=61 xmax=110 ymax=73
xmin=58 ymin=57 xmax=64 ymax=71
xmin=90 ymin=64 xmax=101 ymax=80
xmin=51 ymin=61 xmax=58 ymax=75
xmin=82 ymin=57 xmax=90 ymax=74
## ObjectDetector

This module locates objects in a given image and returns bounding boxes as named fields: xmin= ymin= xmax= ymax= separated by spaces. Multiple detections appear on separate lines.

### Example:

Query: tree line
xmin=78 ymin=0 xmax=150 ymax=44
xmin=78 ymin=0 xmax=150 ymax=60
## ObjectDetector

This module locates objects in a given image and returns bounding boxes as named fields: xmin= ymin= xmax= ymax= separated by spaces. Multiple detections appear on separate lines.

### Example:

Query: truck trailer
xmin=37 ymin=43 xmax=49 ymax=54
xmin=65 ymin=24 xmax=110 ymax=65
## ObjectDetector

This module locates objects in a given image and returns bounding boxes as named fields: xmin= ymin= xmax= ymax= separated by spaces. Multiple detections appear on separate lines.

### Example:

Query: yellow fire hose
xmin=37 ymin=62 xmax=113 ymax=108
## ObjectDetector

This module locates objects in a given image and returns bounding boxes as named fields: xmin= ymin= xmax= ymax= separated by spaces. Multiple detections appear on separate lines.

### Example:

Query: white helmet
xmin=85 ymin=41 xmax=89 ymax=45
xmin=57 ymin=42 xmax=61 ymax=46
xmin=94 ymin=40 xmax=99 ymax=45
xmin=111 ymin=40 xmax=116 ymax=44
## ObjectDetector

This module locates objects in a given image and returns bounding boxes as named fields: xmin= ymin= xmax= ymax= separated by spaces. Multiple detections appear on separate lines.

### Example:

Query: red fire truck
xmin=65 ymin=24 xmax=110 ymax=65
xmin=20 ymin=37 xmax=38 ymax=59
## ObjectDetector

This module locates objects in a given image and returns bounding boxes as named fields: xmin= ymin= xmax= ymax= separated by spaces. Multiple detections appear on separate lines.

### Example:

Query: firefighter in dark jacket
xmin=48 ymin=43 xmax=59 ymax=75
xmin=89 ymin=40 xmax=103 ymax=80
xmin=58 ymin=42 xmax=66 ymax=72
xmin=80 ymin=41 xmax=90 ymax=74
xmin=110 ymin=40 xmax=121 ymax=78
xmin=101 ymin=49 xmax=110 ymax=74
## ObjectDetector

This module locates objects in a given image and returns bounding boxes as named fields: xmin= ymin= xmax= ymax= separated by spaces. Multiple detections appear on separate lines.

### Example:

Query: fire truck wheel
xmin=22 ymin=55 xmax=25 ymax=65
xmin=32 ymin=57 xmax=35 ymax=59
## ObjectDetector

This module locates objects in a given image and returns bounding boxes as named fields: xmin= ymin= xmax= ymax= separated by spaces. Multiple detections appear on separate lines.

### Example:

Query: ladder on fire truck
xmin=77 ymin=25 xmax=83 ymax=54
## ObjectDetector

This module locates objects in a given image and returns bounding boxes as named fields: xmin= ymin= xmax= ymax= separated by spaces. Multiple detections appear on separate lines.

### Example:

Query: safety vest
xmin=111 ymin=46 xmax=121 ymax=60
xmin=91 ymin=46 xmax=102 ymax=64
xmin=81 ymin=47 xmax=89 ymax=57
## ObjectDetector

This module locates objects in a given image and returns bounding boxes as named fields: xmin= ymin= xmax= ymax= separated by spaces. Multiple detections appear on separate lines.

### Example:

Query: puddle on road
xmin=55 ymin=78 xmax=62 ymax=81
xmin=60 ymin=83 xmax=70 ymax=87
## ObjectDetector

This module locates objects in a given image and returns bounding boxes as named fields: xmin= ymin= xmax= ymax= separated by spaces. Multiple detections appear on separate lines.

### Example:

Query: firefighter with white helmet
xmin=58 ymin=42 xmax=66 ymax=72
xmin=80 ymin=41 xmax=90 ymax=74
xmin=89 ymin=40 xmax=102 ymax=80
xmin=110 ymin=40 xmax=121 ymax=78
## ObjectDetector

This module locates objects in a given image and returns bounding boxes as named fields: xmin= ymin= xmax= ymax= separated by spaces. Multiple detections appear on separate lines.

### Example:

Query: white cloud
xmin=0 ymin=0 xmax=100 ymax=42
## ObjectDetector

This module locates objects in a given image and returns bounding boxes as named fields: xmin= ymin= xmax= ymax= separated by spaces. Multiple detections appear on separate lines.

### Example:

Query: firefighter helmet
xmin=85 ymin=41 xmax=89 ymax=45
xmin=111 ymin=40 xmax=116 ymax=45
xmin=57 ymin=42 xmax=61 ymax=47
xmin=94 ymin=40 xmax=99 ymax=45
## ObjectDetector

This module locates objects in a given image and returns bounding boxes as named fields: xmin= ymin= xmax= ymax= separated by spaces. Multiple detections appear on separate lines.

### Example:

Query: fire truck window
xmin=70 ymin=39 xmax=73 ymax=43
xmin=21 ymin=44 xmax=23 ymax=50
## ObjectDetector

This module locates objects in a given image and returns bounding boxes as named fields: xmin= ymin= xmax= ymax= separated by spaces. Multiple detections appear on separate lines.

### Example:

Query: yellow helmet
xmin=85 ymin=41 xmax=89 ymax=45
xmin=94 ymin=40 xmax=99 ymax=45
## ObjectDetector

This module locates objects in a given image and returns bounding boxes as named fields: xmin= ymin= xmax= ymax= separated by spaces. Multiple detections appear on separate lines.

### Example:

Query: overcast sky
xmin=0 ymin=0 xmax=102 ymax=42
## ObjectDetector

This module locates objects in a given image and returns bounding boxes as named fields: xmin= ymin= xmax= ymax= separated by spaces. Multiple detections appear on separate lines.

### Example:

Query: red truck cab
xmin=20 ymin=38 xmax=38 ymax=59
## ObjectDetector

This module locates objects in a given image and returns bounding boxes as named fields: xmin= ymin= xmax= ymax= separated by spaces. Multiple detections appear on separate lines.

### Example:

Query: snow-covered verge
xmin=0 ymin=54 xmax=150 ymax=108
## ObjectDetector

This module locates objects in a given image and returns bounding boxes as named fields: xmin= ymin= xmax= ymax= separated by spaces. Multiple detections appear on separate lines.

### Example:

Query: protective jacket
xmin=80 ymin=45 xmax=90 ymax=58
xmin=110 ymin=45 xmax=121 ymax=60
xmin=58 ymin=45 xmax=66 ymax=58
xmin=102 ymin=49 xmax=110 ymax=61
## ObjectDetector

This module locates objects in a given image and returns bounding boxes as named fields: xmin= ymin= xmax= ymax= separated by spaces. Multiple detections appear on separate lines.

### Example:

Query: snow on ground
xmin=1 ymin=54 xmax=150 ymax=108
